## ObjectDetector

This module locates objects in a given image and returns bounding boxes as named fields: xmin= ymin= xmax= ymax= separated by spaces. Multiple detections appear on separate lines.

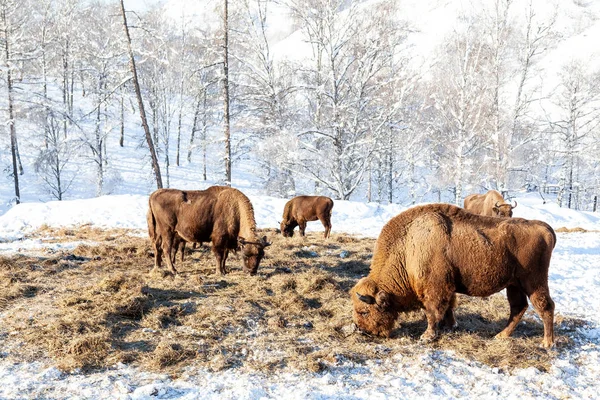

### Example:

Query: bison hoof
xmin=494 ymin=331 xmax=510 ymax=340
xmin=542 ymin=339 xmax=554 ymax=349
xmin=419 ymin=331 xmax=437 ymax=343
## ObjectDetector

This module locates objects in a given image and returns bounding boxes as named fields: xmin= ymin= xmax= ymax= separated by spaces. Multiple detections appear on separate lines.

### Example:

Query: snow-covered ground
xmin=0 ymin=193 xmax=599 ymax=399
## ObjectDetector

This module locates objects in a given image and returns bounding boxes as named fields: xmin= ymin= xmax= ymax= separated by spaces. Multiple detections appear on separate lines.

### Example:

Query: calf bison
xmin=464 ymin=190 xmax=517 ymax=217
xmin=351 ymin=203 xmax=556 ymax=348
xmin=280 ymin=195 xmax=334 ymax=238
xmin=147 ymin=186 xmax=270 ymax=276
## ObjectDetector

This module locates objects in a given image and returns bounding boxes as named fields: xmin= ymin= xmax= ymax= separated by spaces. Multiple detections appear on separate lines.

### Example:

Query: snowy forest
xmin=1 ymin=0 xmax=599 ymax=210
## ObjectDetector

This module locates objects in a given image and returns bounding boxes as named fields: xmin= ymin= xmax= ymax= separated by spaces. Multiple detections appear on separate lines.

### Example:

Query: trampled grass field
xmin=0 ymin=227 xmax=590 ymax=375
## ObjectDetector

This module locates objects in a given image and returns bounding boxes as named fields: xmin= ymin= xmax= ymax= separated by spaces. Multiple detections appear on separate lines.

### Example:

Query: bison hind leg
xmin=529 ymin=288 xmax=555 ymax=348
xmin=318 ymin=215 xmax=332 ymax=238
xmin=495 ymin=285 xmax=528 ymax=340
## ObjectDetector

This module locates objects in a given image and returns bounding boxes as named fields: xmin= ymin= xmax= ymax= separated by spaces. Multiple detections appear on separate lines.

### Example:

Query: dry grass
xmin=0 ymin=226 xmax=590 ymax=374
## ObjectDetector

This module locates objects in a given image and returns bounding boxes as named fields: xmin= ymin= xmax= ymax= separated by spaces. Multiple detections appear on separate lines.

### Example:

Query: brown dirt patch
xmin=0 ymin=227 xmax=590 ymax=374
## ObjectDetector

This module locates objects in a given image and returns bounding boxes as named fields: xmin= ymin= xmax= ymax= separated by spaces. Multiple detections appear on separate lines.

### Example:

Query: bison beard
xmin=351 ymin=203 xmax=556 ymax=348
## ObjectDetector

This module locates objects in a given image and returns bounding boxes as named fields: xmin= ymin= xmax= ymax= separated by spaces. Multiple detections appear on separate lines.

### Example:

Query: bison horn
xmin=512 ymin=200 xmax=517 ymax=208
xmin=238 ymin=237 xmax=247 ymax=245
xmin=356 ymin=292 xmax=376 ymax=305
xmin=494 ymin=201 xmax=501 ymax=208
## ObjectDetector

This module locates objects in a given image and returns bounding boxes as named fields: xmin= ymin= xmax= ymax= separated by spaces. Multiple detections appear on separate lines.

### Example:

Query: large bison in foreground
xmin=147 ymin=186 xmax=270 ymax=275
xmin=280 ymin=195 xmax=334 ymax=238
xmin=464 ymin=190 xmax=517 ymax=217
xmin=351 ymin=203 xmax=556 ymax=348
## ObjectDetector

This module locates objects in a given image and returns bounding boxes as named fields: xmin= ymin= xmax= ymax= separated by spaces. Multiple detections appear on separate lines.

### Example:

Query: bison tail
xmin=147 ymin=202 xmax=157 ymax=241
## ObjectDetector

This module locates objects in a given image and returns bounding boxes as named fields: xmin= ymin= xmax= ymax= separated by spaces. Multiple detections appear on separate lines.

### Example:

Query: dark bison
xmin=147 ymin=186 xmax=270 ymax=275
xmin=280 ymin=195 xmax=334 ymax=238
xmin=351 ymin=203 xmax=556 ymax=348
xmin=464 ymin=190 xmax=517 ymax=217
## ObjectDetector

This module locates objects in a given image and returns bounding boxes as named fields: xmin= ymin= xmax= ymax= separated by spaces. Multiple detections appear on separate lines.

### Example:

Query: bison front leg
xmin=212 ymin=246 xmax=229 ymax=275
xmin=299 ymin=220 xmax=307 ymax=237
xmin=421 ymin=306 xmax=443 ymax=343
xmin=440 ymin=294 xmax=458 ymax=330
xmin=496 ymin=285 xmax=528 ymax=341
xmin=421 ymin=294 xmax=455 ymax=342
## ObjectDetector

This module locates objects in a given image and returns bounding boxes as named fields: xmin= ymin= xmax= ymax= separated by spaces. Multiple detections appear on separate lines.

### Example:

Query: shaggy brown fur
xmin=280 ymin=196 xmax=334 ymax=238
xmin=351 ymin=203 xmax=556 ymax=348
xmin=147 ymin=186 xmax=270 ymax=275
xmin=464 ymin=190 xmax=516 ymax=217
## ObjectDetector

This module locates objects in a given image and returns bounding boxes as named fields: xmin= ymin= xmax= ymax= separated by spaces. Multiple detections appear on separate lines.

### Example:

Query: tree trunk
xmin=2 ymin=7 xmax=20 ymax=203
xmin=62 ymin=39 xmax=69 ymax=138
xmin=120 ymin=87 xmax=125 ymax=147
xmin=202 ymin=92 xmax=208 ymax=180
xmin=119 ymin=0 xmax=163 ymax=189
xmin=176 ymin=104 xmax=182 ymax=167
xmin=95 ymin=93 xmax=104 ymax=196
xmin=187 ymin=93 xmax=201 ymax=163
xmin=223 ymin=0 xmax=231 ymax=186
xmin=388 ymin=128 xmax=393 ymax=204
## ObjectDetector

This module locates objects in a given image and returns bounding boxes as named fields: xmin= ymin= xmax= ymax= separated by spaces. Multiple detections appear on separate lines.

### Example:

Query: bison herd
xmin=147 ymin=187 xmax=556 ymax=348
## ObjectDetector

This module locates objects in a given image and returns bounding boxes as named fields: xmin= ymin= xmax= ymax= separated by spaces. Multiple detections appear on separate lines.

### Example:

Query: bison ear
xmin=356 ymin=292 xmax=376 ymax=305
xmin=376 ymin=291 xmax=391 ymax=309
xmin=492 ymin=207 xmax=499 ymax=214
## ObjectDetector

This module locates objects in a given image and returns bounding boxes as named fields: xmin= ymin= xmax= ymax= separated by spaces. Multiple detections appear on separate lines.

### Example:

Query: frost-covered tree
xmin=0 ymin=0 xmax=33 ymax=203
xmin=234 ymin=0 xmax=298 ymax=196
xmin=33 ymin=111 xmax=78 ymax=200
xmin=548 ymin=60 xmax=600 ymax=209
xmin=285 ymin=0 xmax=408 ymax=200
xmin=482 ymin=0 xmax=556 ymax=192
xmin=79 ymin=2 xmax=127 ymax=196
xmin=428 ymin=19 xmax=491 ymax=205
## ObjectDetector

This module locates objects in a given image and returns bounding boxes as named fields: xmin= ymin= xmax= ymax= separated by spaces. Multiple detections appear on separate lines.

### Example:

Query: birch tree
xmin=429 ymin=20 xmax=491 ymax=204
xmin=549 ymin=61 xmax=600 ymax=209
xmin=0 ymin=0 xmax=31 ymax=204
xmin=120 ymin=0 xmax=163 ymax=189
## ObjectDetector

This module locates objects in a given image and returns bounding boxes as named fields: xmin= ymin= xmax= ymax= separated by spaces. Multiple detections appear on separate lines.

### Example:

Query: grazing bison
xmin=464 ymin=190 xmax=517 ymax=217
xmin=147 ymin=186 xmax=270 ymax=275
xmin=351 ymin=203 xmax=556 ymax=348
xmin=280 ymin=196 xmax=334 ymax=238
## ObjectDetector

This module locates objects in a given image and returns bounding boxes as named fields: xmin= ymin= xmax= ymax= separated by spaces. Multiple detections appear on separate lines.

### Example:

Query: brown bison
xmin=464 ymin=190 xmax=517 ymax=217
xmin=280 ymin=196 xmax=334 ymax=238
xmin=351 ymin=203 xmax=556 ymax=348
xmin=147 ymin=186 xmax=270 ymax=275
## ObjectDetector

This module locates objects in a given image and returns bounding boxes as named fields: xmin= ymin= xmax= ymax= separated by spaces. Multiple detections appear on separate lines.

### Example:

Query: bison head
xmin=280 ymin=220 xmax=297 ymax=237
xmin=492 ymin=200 xmax=517 ymax=217
xmin=351 ymin=277 xmax=398 ymax=337
xmin=239 ymin=236 xmax=271 ymax=275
